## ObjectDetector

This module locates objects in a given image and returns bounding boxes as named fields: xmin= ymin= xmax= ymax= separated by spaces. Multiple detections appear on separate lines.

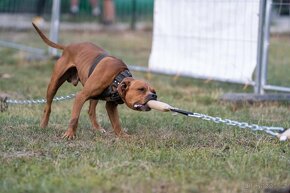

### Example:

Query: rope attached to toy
xmin=146 ymin=100 xmax=290 ymax=141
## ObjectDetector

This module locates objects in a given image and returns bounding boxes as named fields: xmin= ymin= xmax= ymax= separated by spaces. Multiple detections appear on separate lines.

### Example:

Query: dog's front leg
xmin=88 ymin=99 xmax=106 ymax=133
xmin=63 ymin=91 xmax=88 ymax=139
xmin=105 ymin=102 xmax=129 ymax=137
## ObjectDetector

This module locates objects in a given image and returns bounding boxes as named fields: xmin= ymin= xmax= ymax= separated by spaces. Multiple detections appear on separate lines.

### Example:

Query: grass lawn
xmin=0 ymin=29 xmax=290 ymax=193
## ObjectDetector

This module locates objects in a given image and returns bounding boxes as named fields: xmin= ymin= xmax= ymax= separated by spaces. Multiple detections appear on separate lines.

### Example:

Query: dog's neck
xmin=95 ymin=70 xmax=132 ymax=104
xmin=88 ymin=53 xmax=132 ymax=104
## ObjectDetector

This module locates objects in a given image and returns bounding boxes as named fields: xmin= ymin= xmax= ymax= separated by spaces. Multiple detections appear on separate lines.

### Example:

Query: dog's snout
xmin=149 ymin=93 xmax=158 ymax=100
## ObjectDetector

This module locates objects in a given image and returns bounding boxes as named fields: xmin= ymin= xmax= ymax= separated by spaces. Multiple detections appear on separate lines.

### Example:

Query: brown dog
xmin=32 ymin=23 xmax=157 ymax=139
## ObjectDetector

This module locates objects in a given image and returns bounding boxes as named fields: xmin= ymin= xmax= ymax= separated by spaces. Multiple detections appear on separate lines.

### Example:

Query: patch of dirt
xmin=0 ymin=73 xmax=12 ymax=79
xmin=0 ymin=151 xmax=45 ymax=159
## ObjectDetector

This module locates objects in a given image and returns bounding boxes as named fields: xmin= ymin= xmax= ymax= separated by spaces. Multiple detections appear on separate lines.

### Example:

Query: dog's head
xmin=117 ymin=77 xmax=157 ymax=111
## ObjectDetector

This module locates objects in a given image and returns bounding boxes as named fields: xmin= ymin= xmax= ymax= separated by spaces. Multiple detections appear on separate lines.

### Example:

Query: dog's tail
xmin=32 ymin=23 xmax=65 ymax=50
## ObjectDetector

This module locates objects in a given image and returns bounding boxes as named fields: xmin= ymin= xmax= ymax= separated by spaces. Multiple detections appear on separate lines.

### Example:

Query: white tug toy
xmin=147 ymin=100 xmax=173 ymax=112
xmin=278 ymin=128 xmax=290 ymax=141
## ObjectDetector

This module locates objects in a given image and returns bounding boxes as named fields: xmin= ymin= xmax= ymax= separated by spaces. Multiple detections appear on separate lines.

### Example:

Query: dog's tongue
xmin=146 ymin=100 xmax=173 ymax=112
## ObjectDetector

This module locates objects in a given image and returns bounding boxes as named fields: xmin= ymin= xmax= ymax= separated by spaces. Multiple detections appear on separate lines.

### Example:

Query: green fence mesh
xmin=0 ymin=0 xmax=153 ymax=22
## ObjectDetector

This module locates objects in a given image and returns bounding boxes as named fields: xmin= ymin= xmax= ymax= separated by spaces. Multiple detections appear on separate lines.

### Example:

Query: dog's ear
xmin=117 ymin=77 xmax=133 ymax=97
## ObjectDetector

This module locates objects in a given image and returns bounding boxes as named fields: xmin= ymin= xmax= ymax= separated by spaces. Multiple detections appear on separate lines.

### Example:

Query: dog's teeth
xmin=134 ymin=104 xmax=142 ymax=108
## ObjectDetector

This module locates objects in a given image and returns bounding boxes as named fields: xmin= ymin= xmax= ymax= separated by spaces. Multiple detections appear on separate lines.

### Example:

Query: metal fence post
xmin=255 ymin=0 xmax=272 ymax=94
xmin=49 ymin=0 xmax=61 ymax=57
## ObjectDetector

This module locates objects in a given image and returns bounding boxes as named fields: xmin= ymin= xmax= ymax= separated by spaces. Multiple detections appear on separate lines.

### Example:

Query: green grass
xmin=1 ymin=30 xmax=290 ymax=193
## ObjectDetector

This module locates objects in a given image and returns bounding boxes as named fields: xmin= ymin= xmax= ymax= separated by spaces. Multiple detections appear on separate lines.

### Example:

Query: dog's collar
xmin=97 ymin=70 xmax=132 ymax=103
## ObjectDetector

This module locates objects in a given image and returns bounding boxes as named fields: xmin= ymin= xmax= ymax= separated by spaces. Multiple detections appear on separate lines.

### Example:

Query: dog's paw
xmin=62 ymin=130 xmax=76 ymax=140
xmin=93 ymin=126 xmax=107 ymax=134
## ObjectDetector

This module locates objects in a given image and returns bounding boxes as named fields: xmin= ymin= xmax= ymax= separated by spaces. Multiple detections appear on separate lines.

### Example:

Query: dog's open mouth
xmin=133 ymin=94 xmax=157 ymax=111
xmin=133 ymin=102 xmax=151 ymax=111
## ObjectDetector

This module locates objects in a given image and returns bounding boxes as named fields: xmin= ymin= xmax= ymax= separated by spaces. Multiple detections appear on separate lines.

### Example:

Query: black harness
xmin=88 ymin=53 xmax=108 ymax=77
xmin=88 ymin=53 xmax=132 ymax=104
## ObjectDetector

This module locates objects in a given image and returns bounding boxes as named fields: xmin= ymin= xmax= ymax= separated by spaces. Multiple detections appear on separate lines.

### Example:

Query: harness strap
xmin=88 ymin=53 xmax=108 ymax=77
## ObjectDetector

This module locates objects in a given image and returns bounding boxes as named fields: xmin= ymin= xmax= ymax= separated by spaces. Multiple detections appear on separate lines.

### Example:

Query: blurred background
xmin=0 ymin=0 xmax=153 ymax=29
xmin=0 ymin=0 xmax=290 ymax=95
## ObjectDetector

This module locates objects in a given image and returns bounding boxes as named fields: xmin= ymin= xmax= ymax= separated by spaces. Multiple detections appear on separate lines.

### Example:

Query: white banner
xmin=149 ymin=0 xmax=260 ymax=84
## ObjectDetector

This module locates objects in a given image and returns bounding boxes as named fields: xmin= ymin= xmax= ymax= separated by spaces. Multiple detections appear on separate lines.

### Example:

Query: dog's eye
xmin=137 ymin=87 xmax=146 ymax=92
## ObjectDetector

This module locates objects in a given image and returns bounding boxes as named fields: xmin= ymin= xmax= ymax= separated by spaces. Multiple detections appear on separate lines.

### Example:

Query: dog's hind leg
xmin=40 ymin=57 xmax=71 ymax=128
xmin=88 ymin=99 xmax=106 ymax=133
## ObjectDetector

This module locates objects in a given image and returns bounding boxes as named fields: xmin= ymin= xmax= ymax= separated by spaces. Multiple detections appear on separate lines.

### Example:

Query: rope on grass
xmin=147 ymin=100 xmax=290 ymax=141
xmin=0 ymin=93 xmax=75 ymax=111
xmin=170 ymin=108 xmax=287 ymax=140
